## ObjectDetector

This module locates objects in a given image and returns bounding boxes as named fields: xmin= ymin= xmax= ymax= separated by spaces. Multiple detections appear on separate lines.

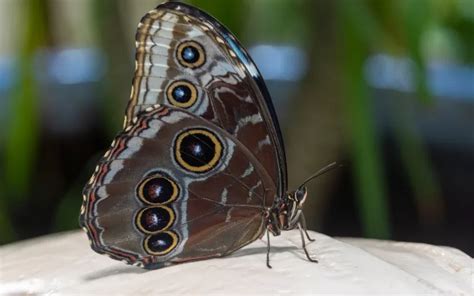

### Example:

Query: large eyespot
xmin=135 ymin=206 xmax=175 ymax=234
xmin=176 ymin=41 xmax=206 ymax=68
xmin=166 ymin=80 xmax=198 ymax=108
xmin=174 ymin=128 xmax=223 ymax=173
xmin=137 ymin=174 xmax=179 ymax=205
xmin=143 ymin=231 xmax=179 ymax=256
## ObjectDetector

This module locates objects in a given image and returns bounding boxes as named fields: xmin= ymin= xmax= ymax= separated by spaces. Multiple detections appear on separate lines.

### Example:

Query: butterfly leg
xmin=300 ymin=213 xmax=315 ymax=242
xmin=266 ymin=230 xmax=272 ymax=269
xmin=297 ymin=223 xmax=318 ymax=263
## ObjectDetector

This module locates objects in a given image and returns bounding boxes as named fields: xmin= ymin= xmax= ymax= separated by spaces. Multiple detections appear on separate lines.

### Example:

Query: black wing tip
xmin=156 ymin=1 xmax=204 ymax=14
xmin=156 ymin=1 xmax=226 ymax=30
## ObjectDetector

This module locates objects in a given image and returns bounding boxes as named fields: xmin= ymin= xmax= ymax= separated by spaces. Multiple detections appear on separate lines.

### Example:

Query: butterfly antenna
xmin=298 ymin=162 xmax=340 ymax=189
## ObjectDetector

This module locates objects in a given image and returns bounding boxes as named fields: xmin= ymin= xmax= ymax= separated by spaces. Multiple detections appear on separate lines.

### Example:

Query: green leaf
xmin=339 ymin=0 xmax=391 ymax=239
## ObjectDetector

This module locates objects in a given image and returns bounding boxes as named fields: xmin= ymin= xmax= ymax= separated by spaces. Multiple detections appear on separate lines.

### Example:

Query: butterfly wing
xmin=80 ymin=106 xmax=276 ymax=268
xmin=125 ymin=2 xmax=287 ymax=196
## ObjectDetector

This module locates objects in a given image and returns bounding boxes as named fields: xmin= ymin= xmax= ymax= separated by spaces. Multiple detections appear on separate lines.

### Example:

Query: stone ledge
xmin=0 ymin=230 xmax=472 ymax=294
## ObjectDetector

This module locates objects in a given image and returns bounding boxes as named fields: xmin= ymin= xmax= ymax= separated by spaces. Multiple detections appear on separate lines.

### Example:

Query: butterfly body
xmin=80 ymin=2 xmax=315 ymax=269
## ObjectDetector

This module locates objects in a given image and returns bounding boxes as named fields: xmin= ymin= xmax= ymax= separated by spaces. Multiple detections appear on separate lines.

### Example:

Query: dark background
xmin=0 ymin=0 xmax=473 ymax=255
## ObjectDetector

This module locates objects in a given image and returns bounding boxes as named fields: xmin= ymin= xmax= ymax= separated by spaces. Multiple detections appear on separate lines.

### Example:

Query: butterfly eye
xmin=135 ymin=206 xmax=175 ymax=234
xmin=295 ymin=187 xmax=307 ymax=204
xmin=174 ymin=128 xmax=223 ymax=173
xmin=137 ymin=174 xmax=179 ymax=205
xmin=166 ymin=80 xmax=198 ymax=108
xmin=176 ymin=40 xmax=206 ymax=68
xmin=143 ymin=231 xmax=179 ymax=256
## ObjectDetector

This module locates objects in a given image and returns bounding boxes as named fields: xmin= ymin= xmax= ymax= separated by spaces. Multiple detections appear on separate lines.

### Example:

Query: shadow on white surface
xmin=0 ymin=230 xmax=472 ymax=295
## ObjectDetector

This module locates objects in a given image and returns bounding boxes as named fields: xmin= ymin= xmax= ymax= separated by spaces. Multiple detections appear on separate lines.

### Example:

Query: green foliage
xmin=1 ymin=0 xmax=49 ymax=243
xmin=1 ymin=0 xmax=472 ymax=243
xmin=188 ymin=0 xmax=246 ymax=36
xmin=339 ymin=0 xmax=391 ymax=238
xmin=91 ymin=0 xmax=133 ymax=135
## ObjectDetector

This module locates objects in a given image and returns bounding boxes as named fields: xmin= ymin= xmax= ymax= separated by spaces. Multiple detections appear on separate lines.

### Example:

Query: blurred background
xmin=0 ymin=0 xmax=473 ymax=255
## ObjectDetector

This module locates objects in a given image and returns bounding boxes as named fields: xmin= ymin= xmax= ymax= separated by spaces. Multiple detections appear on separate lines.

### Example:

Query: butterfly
xmin=80 ymin=1 xmax=335 ymax=269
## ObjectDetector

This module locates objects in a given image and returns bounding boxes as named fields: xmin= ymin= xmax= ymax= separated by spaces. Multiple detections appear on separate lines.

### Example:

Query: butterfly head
xmin=266 ymin=162 xmax=340 ymax=236
xmin=266 ymin=186 xmax=308 ymax=235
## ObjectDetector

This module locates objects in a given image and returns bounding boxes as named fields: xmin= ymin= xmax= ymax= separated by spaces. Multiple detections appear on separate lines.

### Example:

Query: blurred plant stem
xmin=397 ymin=0 xmax=444 ymax=224
xmin=2 ymin=0 xmax=50 ymax=243
xmin=91 ymin=0 xmax=132 ymax=135
xmin=399 ymin=0 xmax=432 ymax=105
xmin=284 ymin=0 xmax=345 ymax=229
xmin=0 ymin=189 xmax=15 ymax=243
xmin=339 ymin=0 xmax=391 ymax=238
xmin=337 ymin=0 xmax=446 ymax=236
xmin=391 ymin=101 xmax=444 ymax=224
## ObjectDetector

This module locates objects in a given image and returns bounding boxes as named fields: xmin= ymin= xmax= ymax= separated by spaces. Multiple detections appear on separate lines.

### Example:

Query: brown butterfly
xmin=80 ymin=1 xmax=335 ymax=269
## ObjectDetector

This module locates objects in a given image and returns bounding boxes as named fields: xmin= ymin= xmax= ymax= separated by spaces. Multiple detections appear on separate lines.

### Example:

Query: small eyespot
xmin=135 ymin=206 xmax=175 ymax=234
xmin=176 ymin=41 xmax=206 ymax=69
xmin=166 ymin=80 xmax=198 ymax=108
xmin=143 ymin=231 xmax=179 ymax=256
xmin=174 ymin=128 xmax=223 ymax=173
xmin=137 ymin=174 xmax=179 ymax=205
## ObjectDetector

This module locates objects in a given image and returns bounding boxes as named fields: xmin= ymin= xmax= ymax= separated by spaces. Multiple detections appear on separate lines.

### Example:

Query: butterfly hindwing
xmin=80 ymin=106 xmax=275 ymax=268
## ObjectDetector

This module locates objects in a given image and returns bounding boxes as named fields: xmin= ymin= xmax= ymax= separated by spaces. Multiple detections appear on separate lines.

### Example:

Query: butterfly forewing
xmin=126 ymin=2 xmax=287 ymax=194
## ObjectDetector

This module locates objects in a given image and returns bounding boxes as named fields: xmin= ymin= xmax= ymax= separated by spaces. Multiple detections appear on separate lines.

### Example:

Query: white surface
xmin=0 ymin=230 xmax=472 ymax=295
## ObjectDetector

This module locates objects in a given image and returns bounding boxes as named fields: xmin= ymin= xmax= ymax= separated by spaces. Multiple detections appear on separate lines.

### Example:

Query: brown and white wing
xmin=125 ymin=2 xmax=287 ymax=196
xmin=80 ymin=106 xmax=275 ymax=269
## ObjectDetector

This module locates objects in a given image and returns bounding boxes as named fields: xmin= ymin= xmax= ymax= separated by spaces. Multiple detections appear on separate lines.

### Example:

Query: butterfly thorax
xmin=265 ymin=186 xmax=308 ymax=236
